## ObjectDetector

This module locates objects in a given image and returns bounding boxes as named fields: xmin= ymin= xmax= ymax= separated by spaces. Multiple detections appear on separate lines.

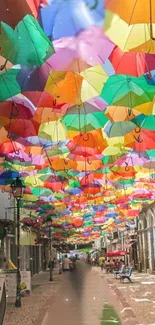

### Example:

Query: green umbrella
xmin=0 ymin=69 xmax=21 ymax=101
xmin=146 ymin=150 xmax=155 ymax=158
xmin=1 ymin=15 xmax=54 ymax=66
xmin=62 ymin=108 xmax=108 ymax=132
xmin=104 ymin=120 xmax=139 ymax=138
xmin=31 ymin=188 xmax=53 ymax=197
xmin=101 ymin=75 xmax=155 ymax=107
xmin=141 ymin=116 xmax=155 ymax=131
xmin=68 ymin=179 xmax=80 ymax=188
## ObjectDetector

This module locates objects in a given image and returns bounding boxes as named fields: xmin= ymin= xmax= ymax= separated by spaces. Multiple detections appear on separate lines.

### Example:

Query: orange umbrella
xmin=105 ymin=106 xmax=141 ymax=122
xmin=45 ymin=71 xmax=83 ymax=105
xmin=76 ymin=159 xmax=102 ymax=172
xmin=105 ymin=0 xmax=155 ymax=24
xmin=50 ymin=157 xmax=77 ymax=171
xmin=33 ymin=106 xmax=61 ymax=124
xmin=67 ymin=130 xmax=107 ymax=151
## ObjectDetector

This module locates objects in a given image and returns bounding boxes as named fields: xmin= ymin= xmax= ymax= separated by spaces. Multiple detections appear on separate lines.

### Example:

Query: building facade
xmin=137 ymin=203 xmax=155 ymax=273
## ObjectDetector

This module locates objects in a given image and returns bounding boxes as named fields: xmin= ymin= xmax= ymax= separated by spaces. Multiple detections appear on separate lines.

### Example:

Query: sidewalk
xmin=4 ymin=268 xmax=61 ymax=325
xmin=94 ymin=267 xmax=155 ymax=325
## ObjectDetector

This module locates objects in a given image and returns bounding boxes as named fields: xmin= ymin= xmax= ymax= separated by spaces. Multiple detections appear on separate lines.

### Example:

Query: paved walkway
xmin=41 ymin=261 xmax=124 ymax=325
xmin=5 ymin=262 xmax=146 ymax=325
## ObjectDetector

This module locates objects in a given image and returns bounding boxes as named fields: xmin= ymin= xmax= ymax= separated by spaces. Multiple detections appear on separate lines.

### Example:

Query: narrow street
xmin=41 ymin=261 xmax=122 ymax=325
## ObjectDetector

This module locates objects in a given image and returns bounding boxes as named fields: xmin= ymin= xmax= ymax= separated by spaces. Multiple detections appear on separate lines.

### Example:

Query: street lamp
xmin=11 ymin=177 xmax=25 ymax=308
xmin=46 ymin=219 xmax=53 ymax=282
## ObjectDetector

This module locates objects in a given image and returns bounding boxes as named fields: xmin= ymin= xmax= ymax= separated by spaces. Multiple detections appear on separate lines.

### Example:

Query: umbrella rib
xmin=128 ymin=0 xmax=138 ymax=25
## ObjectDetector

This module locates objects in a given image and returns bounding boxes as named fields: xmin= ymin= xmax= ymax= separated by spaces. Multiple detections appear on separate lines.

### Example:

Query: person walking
xmin=62 ymin=255 xmax=71 ymax=271
xmin=99 ymin=256 xmax=105 ymax=273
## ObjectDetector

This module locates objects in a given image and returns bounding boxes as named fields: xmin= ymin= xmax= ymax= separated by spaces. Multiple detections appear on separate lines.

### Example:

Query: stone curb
xmin=107 ymin=278 xmax=139 ymax=325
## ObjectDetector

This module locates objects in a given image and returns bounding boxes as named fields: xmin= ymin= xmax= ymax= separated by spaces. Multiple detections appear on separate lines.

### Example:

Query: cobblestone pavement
xmin=3 ymin=268 xmax=61 ymax=325
xmin=94 ymin=267 xmax=155 ymax=325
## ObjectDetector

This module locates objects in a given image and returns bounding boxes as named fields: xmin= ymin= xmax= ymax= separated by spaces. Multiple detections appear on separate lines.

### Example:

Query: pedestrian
xmin=99 ymin=256 xmax=105 ymax=273
xmin=62 ymin=254 xmax=71 ymax=271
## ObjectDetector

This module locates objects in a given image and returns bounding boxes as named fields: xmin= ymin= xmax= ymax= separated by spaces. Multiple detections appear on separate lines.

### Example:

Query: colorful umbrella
xmin=1 ymin=15 xmax=54 ymax=66
xmin=0 ymin=69 xmax=21 ymax=102
xmin=40 ymin=0 xmax=104 ymax=39
xmin=47 ymin=27 xmax=114 ymax=72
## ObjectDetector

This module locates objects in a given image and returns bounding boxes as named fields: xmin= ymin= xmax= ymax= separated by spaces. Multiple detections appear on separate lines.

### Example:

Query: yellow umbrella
xmin=135 ymin=99 xmax=155 ymax=115
xmin=39 ymin=120 xmax=67 ymax=141
xmin=102 ymin=146 xmax=127 ymax=156
xmin=25 ymin=176 xmax=43 ymax=187
xmin=22 ymin=194 xmax=37 ymax=201
xmin=80 ymin=65 xmax=108 ymax=102
xmin=104 ymin=11 xmax=155 ymax=53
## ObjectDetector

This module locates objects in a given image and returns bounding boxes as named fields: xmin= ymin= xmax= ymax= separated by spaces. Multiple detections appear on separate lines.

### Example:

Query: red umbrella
xmin=105 ymin=250 xmax=129 ymax=257
xmin=109 ymin=46 xmax=155 ymax=77
xmin=0 ymin=0 xmax=44 ymax=27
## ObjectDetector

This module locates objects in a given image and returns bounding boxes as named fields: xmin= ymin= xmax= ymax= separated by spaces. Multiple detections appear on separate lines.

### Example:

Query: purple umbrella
xmin=17 ymin=64 xmax=51 ymax=92
xmin=47 ymin=27 xmax=115 ymax=72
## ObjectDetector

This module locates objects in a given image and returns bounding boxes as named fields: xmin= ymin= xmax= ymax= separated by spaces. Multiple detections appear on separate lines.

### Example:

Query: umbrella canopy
xmin=109 ymin=47 xmax=155 ymax=77
xmin=101 ymin=74 xmax=155 ymax=107
xmin=1 ymin=15 xmax=54 ymax=66
xmin=104 ymin=11 xmax=155 ymax=53
xmin=62 ymin=103 xmax=108 ymax=132
xmin=40 ymin=0 xmax=104 ymax=40
xmin=47 ymin=27 xmax=115 ymax=72
xmin=0 ymin=69 xmax=21 ymax=102
xmin=0 ymin=0 xmax=46 ymax=27
xmin=104 ymin=250 xmax=129 ymax=257
xmin=105 ymin=0 xmax=155 ymax=24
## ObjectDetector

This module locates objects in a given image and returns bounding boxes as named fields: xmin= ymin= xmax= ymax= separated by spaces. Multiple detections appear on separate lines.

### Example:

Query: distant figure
xmin=63 ymin=255 xmax=71 ymax=271
xmin=99 ymin=256 xmax=105 ymax=272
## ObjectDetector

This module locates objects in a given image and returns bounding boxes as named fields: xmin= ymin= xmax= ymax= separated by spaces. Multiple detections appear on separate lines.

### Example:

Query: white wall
xmin=0 ymin=191 xmax=14 ymax=220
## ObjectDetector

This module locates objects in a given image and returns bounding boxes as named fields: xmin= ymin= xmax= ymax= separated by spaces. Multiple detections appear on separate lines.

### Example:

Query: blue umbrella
xmin=0 ymin=171 xmax=19 ymax=184
xmin=105 ymin=212 xmax=118 ymax=218
xmin=39 ymin=0 xmax=104 ymax=40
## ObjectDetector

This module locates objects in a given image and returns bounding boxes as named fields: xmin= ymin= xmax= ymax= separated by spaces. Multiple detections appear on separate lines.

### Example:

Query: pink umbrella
xmin=116 ymin=153 xmax=148 ymax=167
xmin=8 ymin=151 xmax=44 ymax=166
xmin=105 ymin=250 xmax=129 ymax=257
xmin=47 ymin=27 xmax=115 ymax=72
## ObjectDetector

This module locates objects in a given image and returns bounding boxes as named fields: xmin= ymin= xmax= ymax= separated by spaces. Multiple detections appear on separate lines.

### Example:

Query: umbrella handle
xmin=133 ymin=135 xmax=143 ymax=143
xmin=150 ymin=0 xmax=155 ymax=40
xmin=53 ymin=99 xmax=57 ymax=106
xmin=33 ymin=177 xmax=37 ymax=186
xmin=125 ymin=163 xmax=130 ymax=172
xmin=87 ymin=158 xmax=92 ymax=165
xmin=86 ymin=0 xmax=98 ymax=10
xmin=83 ymin=134 xmax=89 ymax=141
xmin=11 ymin=102 xmax=19 ymax=117
xmin=14 ymin=150 xmax=20 ymax=155
xmin=0 ymin=59 xmax=8 ymax=71
xmin=135 ymin=126 xmax=141 ymax=133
